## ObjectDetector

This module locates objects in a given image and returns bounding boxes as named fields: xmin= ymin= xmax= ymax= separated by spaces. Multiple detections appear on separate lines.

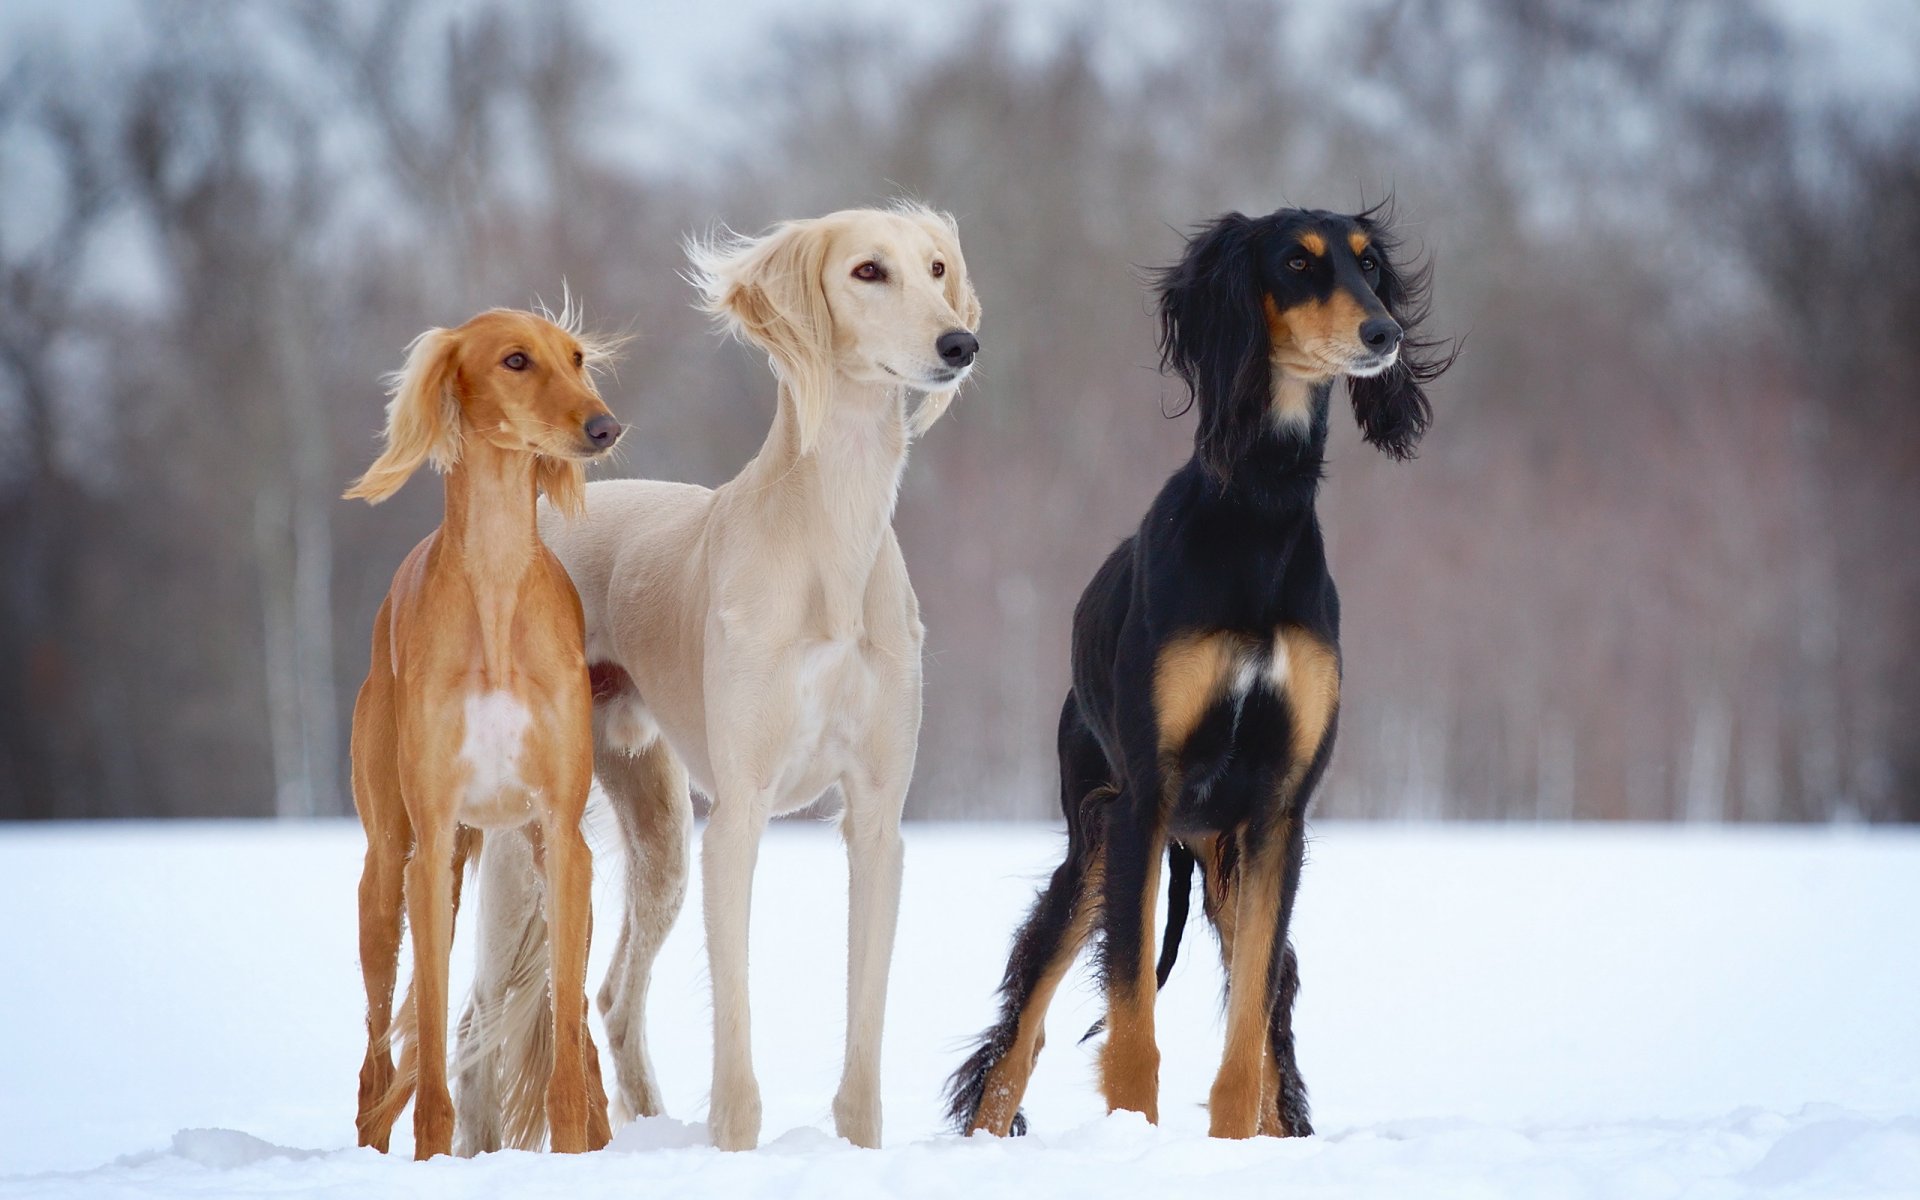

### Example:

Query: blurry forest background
xmin=3 ymin=0 xmax=1916 ymax=821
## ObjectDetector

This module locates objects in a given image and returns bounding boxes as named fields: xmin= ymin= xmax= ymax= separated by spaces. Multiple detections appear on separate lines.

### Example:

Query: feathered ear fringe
xmin=1156 ymin=213 xmax=1274 ymax=483
xmin=535 ymin=456 xmax=587 ymax=518
xmin=344 ymin=328 xmax=462 ymax=503
xmin=1346 ymin=201 xmax=1458 ymax=460
xmin=686 ymin=220 xmax=836 ymax=454
xmin=893 ymin=201 xmax=983 ymax=437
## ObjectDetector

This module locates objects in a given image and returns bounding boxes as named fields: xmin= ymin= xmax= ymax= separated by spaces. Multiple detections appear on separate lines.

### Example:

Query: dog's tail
xmin=452 ymin=828 xmax=556 ymax=1154
xmin=1078 ymin=841 xmax=1195 ymax=1044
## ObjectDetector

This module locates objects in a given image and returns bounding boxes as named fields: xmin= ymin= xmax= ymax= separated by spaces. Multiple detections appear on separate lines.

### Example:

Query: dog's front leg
xmin=833 ymin=769 xmax=907 ymax=1148
xmin=403 ymin=814 xmax=459 ymax=1159
xmin=702 ymin=782 xmax=771 ymax=1151
xmin=1098 ymin=791 xmax=1167 ymax=1123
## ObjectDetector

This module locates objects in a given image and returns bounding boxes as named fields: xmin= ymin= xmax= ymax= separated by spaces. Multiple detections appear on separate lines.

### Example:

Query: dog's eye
xmin=503 ymin=352 xmax=530 ymax=371
xmin=1287 ymin=256 xmax=1310 ymax=272
xmin=1360 ymin=255 xmax=1378 ymax=273
xmin=930 ymin=261 xmax=946 ymax=278
xmin=573 ymin=350 xmax=585 ymax=368
xmin=852 ymin=261 xmax=886 ymax=282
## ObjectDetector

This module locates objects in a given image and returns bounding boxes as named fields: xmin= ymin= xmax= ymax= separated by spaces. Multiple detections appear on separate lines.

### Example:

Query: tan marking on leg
xmin=1153 ymin=632 xmax=1248 ymax=756
xmin=971 ymin=856 xmax=1104 ymax=1135
xmin=1208 ymin=827 xmax=1286 ymax=1138
xmin=1258 ymin=1049 xmax=1286 ymax=1137
xmin=1100 ymin=840 xmax=1165 ymax=1122
xmin=1276 ymin=626 xmax=1339 ymax=800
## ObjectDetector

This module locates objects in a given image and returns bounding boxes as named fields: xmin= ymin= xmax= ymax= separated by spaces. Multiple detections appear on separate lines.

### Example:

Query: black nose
xmin=1360 ymin=318 xmax=1402 ymax=353
xmin=936 ymin=329 xmax=979 ymax=368
xmin=584 ymin=414 xmax=621 ymax=448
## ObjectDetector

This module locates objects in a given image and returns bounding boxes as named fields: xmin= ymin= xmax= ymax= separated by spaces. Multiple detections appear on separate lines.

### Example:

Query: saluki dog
xmin=458 ymin=205 xmax=981 ymax=1151
xmin=947 ymin=207 xmax=1452 ymax=1139
xmin=345 ymin=307 xmax=624 ymax=1159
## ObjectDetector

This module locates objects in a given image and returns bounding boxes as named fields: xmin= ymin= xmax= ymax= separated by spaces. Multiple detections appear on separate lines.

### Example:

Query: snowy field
xmin=3 ymin=818 xmax=1918 ymax=1199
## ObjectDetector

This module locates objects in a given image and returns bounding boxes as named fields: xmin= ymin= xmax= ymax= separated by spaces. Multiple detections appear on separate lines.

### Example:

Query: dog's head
xmin=343 ymin=306 xmax=623 ymax=515
xmin=689 ymin=203 xmax=982 ymax=452
xmin=1158 ymin=206 xmax=1453 ymax=480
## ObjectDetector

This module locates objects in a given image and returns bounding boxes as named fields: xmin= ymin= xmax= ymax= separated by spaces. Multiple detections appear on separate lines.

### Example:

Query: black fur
xmin=946 ymin=207 xmax=1451 ymax=1138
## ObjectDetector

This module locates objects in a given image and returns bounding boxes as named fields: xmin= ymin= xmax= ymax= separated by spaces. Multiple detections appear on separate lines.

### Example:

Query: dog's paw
xmin=708 ymin=1083 xmax=762 ymax=1152
xmin=832 ymin=1088 xmax=882 ymax=1149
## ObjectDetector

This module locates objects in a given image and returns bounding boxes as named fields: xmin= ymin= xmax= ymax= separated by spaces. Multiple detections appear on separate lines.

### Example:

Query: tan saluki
xmin=456 ymin=205 xmax=981 ymax=1151
xmin=345 ymin=307 xmax=623 ymax=1159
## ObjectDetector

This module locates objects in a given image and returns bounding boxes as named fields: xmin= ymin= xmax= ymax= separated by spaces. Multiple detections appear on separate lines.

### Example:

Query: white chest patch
xmin=459 ymin=690 xmax=533 ymax=802
xmin=1229 ymin=634 xmax=1292 ymax=699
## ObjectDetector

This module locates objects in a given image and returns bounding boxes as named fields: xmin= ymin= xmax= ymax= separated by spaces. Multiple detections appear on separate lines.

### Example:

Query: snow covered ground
xmin=3 ymin=818 xmax=1918 ymax=1198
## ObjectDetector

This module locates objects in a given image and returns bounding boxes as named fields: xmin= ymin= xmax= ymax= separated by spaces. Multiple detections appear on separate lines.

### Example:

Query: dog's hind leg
xmin=594 ymin=738 xmax=692 ymax=1125
xmin=1267 ymin=937 xmax=1313 ymax=1137
xmin=833 ymin=769 xmax=907 ymax=1148
xmin=946 ymin=699 xmax=1109 ymax=1136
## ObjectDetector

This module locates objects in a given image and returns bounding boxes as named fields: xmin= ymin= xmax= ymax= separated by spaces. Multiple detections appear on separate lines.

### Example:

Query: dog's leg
xmin=702 ymin=783 xmax=771 ymax=1151
xmin=354 ymin=819 xmax=409 ymax=1152
xmin=947 ymin=699 xmax=1109 ymax=1136
xmin=453 ymin=830 xmax=534 ymax=1157
xmin=351 ymin=679 xmax=410 ymax=1154
xmin=1267 ymin=936 xmax=1313 ymax=1137
xmin=542 ymin=808 xmax=596 ymax=1153
xmin=832 ymin=770 xmax=906 ymax=1149
xmin=1098 ymin=792 xmax=1166 ymax=1123
xmin=404 ymin=816 xmax=459 ymax=1159
xmin=1194 ymin=831 xmax=1290 ymax=1137
xmin=594 ymin=738 xmax=692 ymax=1124
xmin=1206 ymin=809 xmax=1300 ymax=1139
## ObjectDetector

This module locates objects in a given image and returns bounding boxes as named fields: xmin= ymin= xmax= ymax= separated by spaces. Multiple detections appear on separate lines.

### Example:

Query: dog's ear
xmin=1158 ymin=213 xmax=1272 ymax=483
xmin=1346 ymin=218 xmax=1453 ymax=460
xmin=535 ymin=456 xmax=587 ymax=518
xmin=903 ymin=205 xmax=982 ymax=436
xmin=344 ymin=327 xmax=462 ymax=503
xmin=689 ymin=220 xmax=835 ymax=454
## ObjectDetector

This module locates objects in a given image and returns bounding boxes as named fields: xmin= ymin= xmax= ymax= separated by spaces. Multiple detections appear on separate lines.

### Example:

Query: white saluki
xmin=455 ymin=204 xmax=980 ymax=1152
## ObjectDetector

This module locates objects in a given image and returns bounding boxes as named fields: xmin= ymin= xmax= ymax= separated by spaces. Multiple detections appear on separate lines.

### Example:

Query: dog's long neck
xmin=736 ymin=375 xmax=910 ymax=625
xmin=441 ymin=436 xmax=541 ymax=678
xmin=1215 ymin=371 xmax=1335 ymax=514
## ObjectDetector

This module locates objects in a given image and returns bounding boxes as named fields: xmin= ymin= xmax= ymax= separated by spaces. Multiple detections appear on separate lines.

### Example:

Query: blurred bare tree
xmin=1 ymin=0 xmax=1913 ymax=821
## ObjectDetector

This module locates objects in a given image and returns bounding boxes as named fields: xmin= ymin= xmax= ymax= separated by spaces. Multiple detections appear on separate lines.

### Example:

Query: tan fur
xmin=1153 ymin=632 xmax=1251 ymax=757
xmin=969 ymin=855 xmax=1105 ymax=1136
xmin=1207 ymin=822 xmax=1290 ymax=1139
xmin=1191 ymin=835 xmax=1287 ymax=1138
xmin=1299 ymin=231 xmax=1327 ymax=256
xmin=347 ymin=309 xmax=621 ymax=1159
xmin=1100 ymin=834 xmax=1166 ymax=1122
xmin=1264 ymin=291 xmax=1375 ymax=380
xmin=463 ymin=206 xmax=981 ymax=1152
xmin=1276 ymin=627 xmax=1340 ymax=800
xmin=1348 ymin=231 xmax=1370 ymax=256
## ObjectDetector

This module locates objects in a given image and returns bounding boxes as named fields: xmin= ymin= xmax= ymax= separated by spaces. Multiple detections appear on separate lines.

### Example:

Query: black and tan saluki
xmin=947 ymin=206 xmax=1452 ymax=1140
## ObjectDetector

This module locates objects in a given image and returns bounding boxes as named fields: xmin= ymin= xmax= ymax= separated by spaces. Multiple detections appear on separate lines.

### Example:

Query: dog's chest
xmin=774 ymin=637 xmax=881 ymax=799
xmin=456 ymin=689 xmax=540 ymax=826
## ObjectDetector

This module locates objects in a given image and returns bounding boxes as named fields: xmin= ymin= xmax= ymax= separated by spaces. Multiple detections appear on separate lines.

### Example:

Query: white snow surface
xmin=3 ymin=818 xmax=1918 ymax=1198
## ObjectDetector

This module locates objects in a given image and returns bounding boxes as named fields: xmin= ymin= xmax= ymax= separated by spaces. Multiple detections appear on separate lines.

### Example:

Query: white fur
xmin=457 ymin=207 xmax=980 ymax=1152
xmin=457 ymin=690 xmax=536 ymax=827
